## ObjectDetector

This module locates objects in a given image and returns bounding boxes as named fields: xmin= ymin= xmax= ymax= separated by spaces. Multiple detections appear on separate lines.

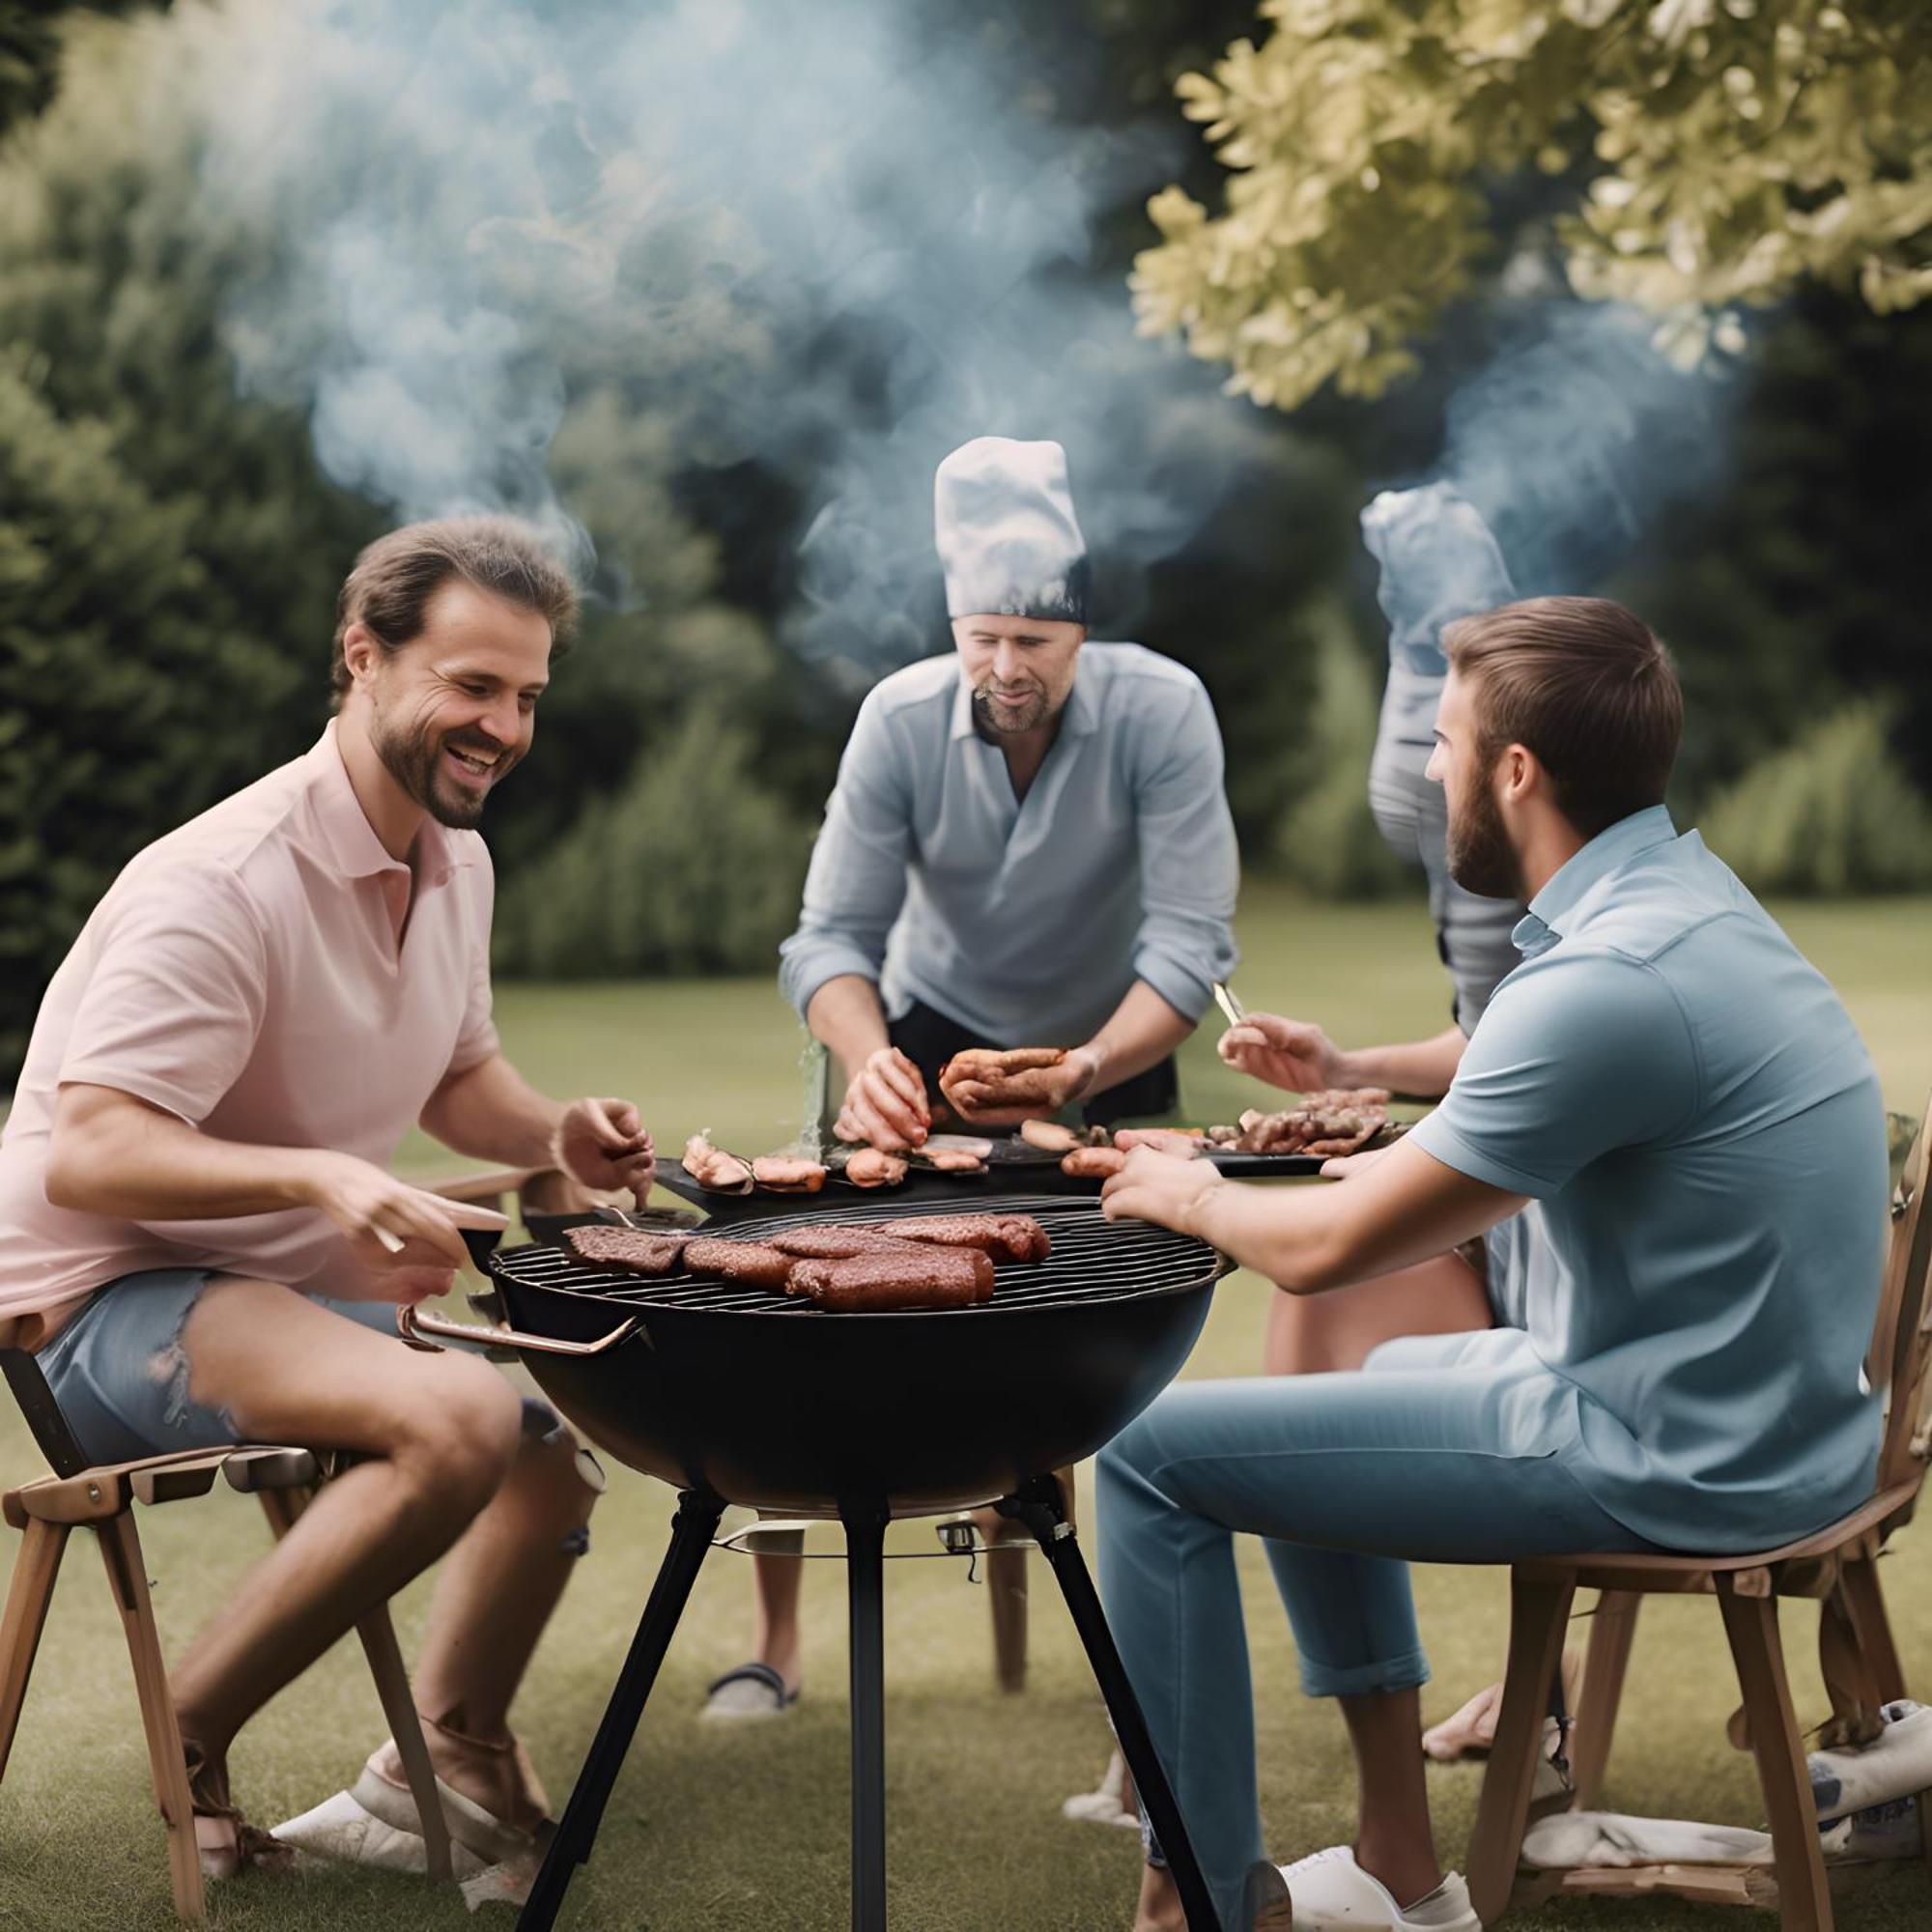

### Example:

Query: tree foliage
xmin=1134 ymin=0 xmax=1932 ymax=410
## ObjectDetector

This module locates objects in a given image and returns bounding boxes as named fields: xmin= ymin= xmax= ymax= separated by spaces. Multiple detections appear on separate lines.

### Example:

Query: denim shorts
xmin=36 ymin=1270 xmax=560 ymax=1468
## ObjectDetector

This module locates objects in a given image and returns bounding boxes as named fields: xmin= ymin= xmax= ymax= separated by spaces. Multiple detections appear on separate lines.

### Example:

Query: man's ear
xmin=340 ymin=621 xmax=381 ymax=689
xmin=1497 ymin=742 xmax=1541 ymax=806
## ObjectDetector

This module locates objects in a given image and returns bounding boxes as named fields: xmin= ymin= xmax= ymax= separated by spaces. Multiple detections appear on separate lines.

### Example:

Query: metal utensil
xmin=1211 ymin=980 xmax=1248 ymax=1029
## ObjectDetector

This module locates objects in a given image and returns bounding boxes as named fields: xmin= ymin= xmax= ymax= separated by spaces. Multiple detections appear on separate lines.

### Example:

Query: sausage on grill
xmin=769 ymin=1226 xmax=924 ymax=1262
xmin=881 ymin=1213 xmax=1050 ymax=1264
xmin=790 ymin=1245 xmax=995 ymax=1312
xmin=681 ymin=1238 xmax=796 ymax=1293
xmin=564 ymin=1226 xmax=689 ymax=1274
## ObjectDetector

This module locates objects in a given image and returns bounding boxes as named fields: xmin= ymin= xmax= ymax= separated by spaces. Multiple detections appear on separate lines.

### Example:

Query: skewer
xmin=1211 ymin=980 xmax=1247 ymax=1029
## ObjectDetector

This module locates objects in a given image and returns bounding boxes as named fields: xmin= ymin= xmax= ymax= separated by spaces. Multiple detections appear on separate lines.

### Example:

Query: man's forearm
xmin=418 ymin=1054 xmax=561 ymax=1168
xmin=46 ymin=1085 xmax=324 ymax=1220
xmin=1078 ymin=980 xmax=1193 ymax=1096
xmin=806 ymin=974 xmax=893 ymax=1084
xmin=1333 ymin=1025 xmax=1466 ymax=1101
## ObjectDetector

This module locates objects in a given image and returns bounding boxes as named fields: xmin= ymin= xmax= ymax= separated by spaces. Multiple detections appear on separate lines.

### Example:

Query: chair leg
xmin=1467 ymin=1572 xmax=1576 ymax=1925
xmin=98 ymin=1515 xmax=206 ymax=1923
xmin=1717 ymin=1580 xmax=1833 ymax=1932
xmin=1836 ymin=1551 xmax=1906 ymax=1704
xmin=0 ymin=1519 xmax=69 ymax=1785
xmin=1567 ymin=1589 xmax=1638 ymax=1812
xmin=256 ymin=1485 xmax=452 ymax=1881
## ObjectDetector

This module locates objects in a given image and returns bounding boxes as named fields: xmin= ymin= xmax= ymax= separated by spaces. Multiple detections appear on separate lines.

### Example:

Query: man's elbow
xmin=43 ymin=1121 xmax=106 ymax=1213
xmin=1266 ymin=1228 xmax=1358 ymax=1298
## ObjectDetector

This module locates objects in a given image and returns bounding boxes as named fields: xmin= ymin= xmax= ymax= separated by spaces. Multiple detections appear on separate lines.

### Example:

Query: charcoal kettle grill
xmin=404 ymin=1194 xmax=1231 ymax=1930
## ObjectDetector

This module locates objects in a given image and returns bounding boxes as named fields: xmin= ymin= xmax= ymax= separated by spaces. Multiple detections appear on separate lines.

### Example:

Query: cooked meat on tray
xmin=680 ymin=1237 xmax=797 ymax=1292
xmin=683 ymin=1131 xmax=755 ymax=1193
xmin=1112 ymin=1126 xmax=1206 ymax=1158
xmin=842 ymin=1148 xmax=908 ymax=1188
xmin=883 ymin=1212 xmax=1051 ymax=1264
xmin=788 ymin=1246 xmax=995 ymax=1313
xmin=1018 ymin=1119 xmax=1082 ymax=1154
xmin=918 ymin=1147 xmax=988 ymax=1173
xmin=1215 ymin=1088 xmax=1393 ymax=1156
xmin=1062 ymin=1145 xmax=1127 ymax=1179
xmin=751 ymin=1154 xmax=827 ymax=1193
xmin=563 ymin=1225 xmax=690 ymax=1274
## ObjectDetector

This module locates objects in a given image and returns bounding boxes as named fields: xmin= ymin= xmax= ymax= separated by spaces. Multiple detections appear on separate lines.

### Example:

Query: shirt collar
xmin=305 ymin=721 xmax=472 ymax=887
xmin=946 ymin=652 xmax=1099 ymax=744
xmin=1512 ymin=804 xmax=1678 ymax=959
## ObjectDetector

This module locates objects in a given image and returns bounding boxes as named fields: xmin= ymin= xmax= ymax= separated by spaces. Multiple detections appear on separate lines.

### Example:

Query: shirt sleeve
xmin=777 ymin=693 xmax=915 ymax=1019
xmin=1129 ymin=678 xmax=1239 ymax=1022
xmin=56 ymin=862 xmax=269 ymax=1125
xmin=1407 ymin=947 xmax=1700 ymax=1197
xmin=448 ymin=857 xmax=500 ymax=1077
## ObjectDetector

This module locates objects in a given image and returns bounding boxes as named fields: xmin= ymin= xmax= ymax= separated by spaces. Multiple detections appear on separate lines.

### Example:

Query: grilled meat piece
xmin=1019 ymin=1119 xmax=1081 ymax=1154
xmin=682 ymin=1132 xmax=754 ymax=1194
xmin=564 ymin=1225 xmax=689 ymax=1275
xmin=918 ymin=1148 xmax=988 ymax=1173
xmin=1223 ymin=1088 xmax=1391 ymax=1155
xmin=769 ymin=1225 xmax=923 ymax=1262
xmin=884 ymin=1212 xmax=1050 ymax=1264
xmin=1063 ymin=1146 xmax=1127 ymax=1179
xmin=789 ymin=1245 xmax=995 ymax=1312
xmin=751 ymin=1155 xmax=827 ymax=1193
xmin=681 ymin=1237 xmax=796 ymax=1292
xmin=842 ymin=1147 xmax=908 ymax=1188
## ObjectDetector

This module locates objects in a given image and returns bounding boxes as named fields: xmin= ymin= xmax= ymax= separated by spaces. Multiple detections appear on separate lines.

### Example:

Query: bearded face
xmin=952 ymin=613 xmax=1085 ymax=739
xmin=367 ymin=695 xmax=523 ymax=830
xmin=1444 ymin=742 xmax=1525 ymax=900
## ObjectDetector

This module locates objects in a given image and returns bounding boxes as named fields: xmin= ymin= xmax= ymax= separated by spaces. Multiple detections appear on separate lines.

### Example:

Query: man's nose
xmin=992 ymin=640 xmax=1025 ymax=684
xmin=479 ymin=695 xmax=523 ymax=746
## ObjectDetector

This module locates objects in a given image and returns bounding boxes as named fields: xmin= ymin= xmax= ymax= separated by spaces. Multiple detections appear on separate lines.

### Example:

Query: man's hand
xmin=835 ymin=1047 xmax=931 ymax=1151
xmin=1217 ymin=1013 xmax=1346 ymax=1094
xmin=942 ymin=1046 xmax=1098 ymax=1126
xmin=1100 ymin=1146 xmax=1225 ymax=1236
xmin=555 ymin=1098 xmax=656 ymax=1205
xmin=301 ymin=1152 xmax=473 ymax=1276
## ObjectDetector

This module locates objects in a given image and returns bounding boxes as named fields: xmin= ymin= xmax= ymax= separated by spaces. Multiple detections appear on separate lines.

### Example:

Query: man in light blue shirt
xmin=1099 ymin=596 xmax=1887 ymax=1932
xmin=779 ymin=436 xmax=1238 ymax=1146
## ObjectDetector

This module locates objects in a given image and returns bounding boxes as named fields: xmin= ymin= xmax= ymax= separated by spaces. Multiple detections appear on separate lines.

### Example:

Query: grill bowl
xmin=484 ymin=1195 xmax=1226 ymax=1517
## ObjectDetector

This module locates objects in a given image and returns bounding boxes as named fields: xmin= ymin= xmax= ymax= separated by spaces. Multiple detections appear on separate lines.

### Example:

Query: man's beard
xmin=972 ymin=680 xmax=1053 ymax=736
xmin=1445 ymin=757 xmax=1524 ymax=899
xmin=371 ymin=711 xmax=517 ymax=830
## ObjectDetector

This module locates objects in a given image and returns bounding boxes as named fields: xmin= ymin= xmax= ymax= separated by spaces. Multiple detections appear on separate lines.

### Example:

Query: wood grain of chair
xmin=1467 ymin=1096 xmax=1932 ymax=1930
xmin=0 ymin=1165 xmax=558 ymax=1921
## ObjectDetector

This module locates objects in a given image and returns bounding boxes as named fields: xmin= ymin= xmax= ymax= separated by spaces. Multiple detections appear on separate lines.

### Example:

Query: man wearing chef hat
xmin=712 ymin=439 xmax=1238 ymax=1719
xmin=781 ymin=434 xmax=1239 ymax=1149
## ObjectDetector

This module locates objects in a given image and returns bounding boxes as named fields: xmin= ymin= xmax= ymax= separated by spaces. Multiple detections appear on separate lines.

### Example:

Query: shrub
xmin=1700 ymin=701 xmax=1932 ymax=897
xmin=494 ymin=709 xmax=811 ymax=979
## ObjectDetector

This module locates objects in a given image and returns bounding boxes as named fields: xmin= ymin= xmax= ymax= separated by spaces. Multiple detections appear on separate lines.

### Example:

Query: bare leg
xmin=368 ymin=1420 xmax=599 ymax=1827
xmin=1342 ymin=1686 xmax=1441 ymax=1904
xmin=750 ymin=1544 xmax=805 ymax=1693
xmin=164 ymin=1282 xmax=524 ymax=1800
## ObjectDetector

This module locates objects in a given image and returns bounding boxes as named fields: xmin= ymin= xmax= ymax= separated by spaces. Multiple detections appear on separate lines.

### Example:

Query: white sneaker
xmin=1275 ymin=1846 xmax=1480 ymax=1930
xmin=1061 ymin=1747 xmax=1142 ymax=1829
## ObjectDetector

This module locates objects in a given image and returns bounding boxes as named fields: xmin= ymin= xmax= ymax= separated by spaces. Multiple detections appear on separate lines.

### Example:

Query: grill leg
xmin=1000 ymin=1476 xmax=1223 ymax=1932
xmin=844 ymin=1507 xmax=890 ymax=1932
xmin=518 ymin=1491 xmax=724 ymax=1932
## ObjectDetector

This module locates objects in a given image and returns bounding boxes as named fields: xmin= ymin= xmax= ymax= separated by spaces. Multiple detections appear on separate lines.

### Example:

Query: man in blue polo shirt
xmin=1098 ymin=596 xmax=1888 ymax=1932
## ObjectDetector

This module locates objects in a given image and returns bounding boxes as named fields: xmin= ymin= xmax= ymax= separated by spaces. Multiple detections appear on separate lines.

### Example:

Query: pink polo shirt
xmin=0 ymin=723 xmax=500 ymax=1336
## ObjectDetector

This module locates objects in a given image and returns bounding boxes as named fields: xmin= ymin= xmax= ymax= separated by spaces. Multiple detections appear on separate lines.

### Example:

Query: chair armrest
xmin=3 ymin=1444 xmax=323 ymax=1526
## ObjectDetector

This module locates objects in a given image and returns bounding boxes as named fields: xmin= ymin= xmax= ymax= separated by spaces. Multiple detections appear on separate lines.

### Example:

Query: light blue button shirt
xmin=1406 ymin=806 xmax=1889 ymax=1549
xmin=778 ymin=644 xmax=1238 ymax=1047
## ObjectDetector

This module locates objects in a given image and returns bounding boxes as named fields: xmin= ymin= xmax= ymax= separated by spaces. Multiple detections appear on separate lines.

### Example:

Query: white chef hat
xmin=934 ymin=437 xmax=1090 ymax=625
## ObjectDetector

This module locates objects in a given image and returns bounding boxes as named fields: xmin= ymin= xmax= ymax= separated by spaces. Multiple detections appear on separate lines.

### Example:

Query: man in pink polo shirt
xmin=0 ymin=516 xmax=655 ymax=1878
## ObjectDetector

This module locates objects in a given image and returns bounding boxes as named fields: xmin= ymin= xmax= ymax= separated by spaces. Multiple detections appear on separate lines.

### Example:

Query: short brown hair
xmin=1443 ymin=596 xmax=1682 ymax=839
xmin=331 ymin=515 xmax=579 ymax=700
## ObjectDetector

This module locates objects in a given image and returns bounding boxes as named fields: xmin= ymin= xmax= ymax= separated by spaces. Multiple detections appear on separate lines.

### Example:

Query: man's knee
xmin=396 ymin=1355 xmax=524 ymax=1503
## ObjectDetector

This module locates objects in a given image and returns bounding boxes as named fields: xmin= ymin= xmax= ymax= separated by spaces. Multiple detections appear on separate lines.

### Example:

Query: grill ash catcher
xmin=405 ymin=1195 xmax=1232 ymax=1930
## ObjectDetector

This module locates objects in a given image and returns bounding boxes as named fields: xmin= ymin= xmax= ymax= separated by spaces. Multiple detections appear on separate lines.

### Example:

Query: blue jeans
xmin=1095 ymin=1347 xmax=1656 ymax=1927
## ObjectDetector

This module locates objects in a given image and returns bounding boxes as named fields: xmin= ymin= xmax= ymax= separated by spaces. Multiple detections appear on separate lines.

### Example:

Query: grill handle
xmin=396 ymin=1303 xmax=644 ymax=1357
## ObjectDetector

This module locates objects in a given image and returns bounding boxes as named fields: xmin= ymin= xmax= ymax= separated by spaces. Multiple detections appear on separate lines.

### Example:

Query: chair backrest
xmin=0 ymin=1348 xmax=92 ymax=1479
xmin=1874 ymin=1094 xmax=1932 ymax=1494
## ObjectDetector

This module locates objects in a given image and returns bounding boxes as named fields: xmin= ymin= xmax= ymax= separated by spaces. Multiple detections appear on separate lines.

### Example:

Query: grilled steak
xmin=768 ymin=1226 xmax=923 ymax=1262
xmin=681 ymin=1238 xmax=796 ymax=1292
xmin=883 ymin=1212 xmax=1050 ymax=1264
xmin=563 ymin=1225 xmax=689 ymax=1274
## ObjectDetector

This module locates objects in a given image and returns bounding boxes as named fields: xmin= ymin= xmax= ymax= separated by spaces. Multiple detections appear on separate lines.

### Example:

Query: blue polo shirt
xmin=1406 ymin=807 xmax=1889 ymax=1549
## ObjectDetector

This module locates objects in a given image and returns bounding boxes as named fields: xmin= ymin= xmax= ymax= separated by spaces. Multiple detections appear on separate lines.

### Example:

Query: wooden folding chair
xmin=0 ymin=1163 xmax=559 ymax=1921
xmin=1467 ymin=1095 xmax=1932 ymax=1930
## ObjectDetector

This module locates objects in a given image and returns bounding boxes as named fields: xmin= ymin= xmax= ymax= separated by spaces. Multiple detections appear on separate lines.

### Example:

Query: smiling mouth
xmin=445 ymin=744 xmax=503 ymax=782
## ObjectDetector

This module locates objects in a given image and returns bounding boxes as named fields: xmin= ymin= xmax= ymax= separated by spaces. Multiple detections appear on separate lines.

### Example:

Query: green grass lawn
xmin=1 ymin=885 xmax=1927 ymax=1930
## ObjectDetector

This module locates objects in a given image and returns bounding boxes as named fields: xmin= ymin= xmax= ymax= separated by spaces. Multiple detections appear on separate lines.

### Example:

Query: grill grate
xmin=492 ymin=1194 xmax=1228 ymax=1316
